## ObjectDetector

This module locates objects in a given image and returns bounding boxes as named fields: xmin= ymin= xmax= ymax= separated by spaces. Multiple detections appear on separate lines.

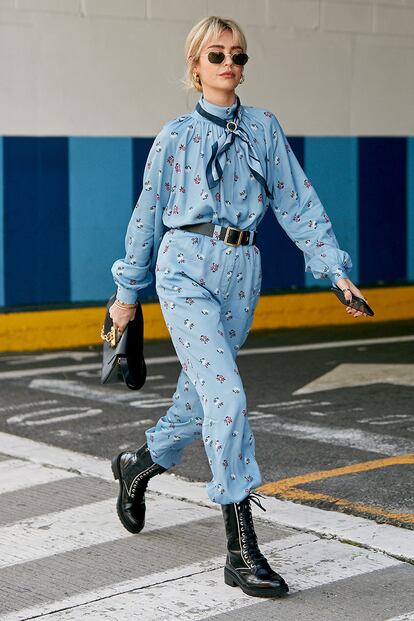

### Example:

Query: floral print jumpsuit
xmin=111 ymin=95 xmax=352 ymax=504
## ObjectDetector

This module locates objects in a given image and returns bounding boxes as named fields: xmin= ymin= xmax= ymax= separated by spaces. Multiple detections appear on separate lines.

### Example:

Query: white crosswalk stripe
xmin=0 ymin=431 xmax=413 ymax=621
xmin=0 ymin=496 xmax=215 ymax=569
xmin=3 ymin=535 xmax=401 ymax=621
xmin=0 ymin=459 xmax=78 ymax=494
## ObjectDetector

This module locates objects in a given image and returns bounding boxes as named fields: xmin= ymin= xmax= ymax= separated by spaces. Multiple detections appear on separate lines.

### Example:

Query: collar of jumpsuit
xmin=199 ymin=94 xmax=239 ymax=119
xmin=195 ymin=94 xmax=273 ymax=200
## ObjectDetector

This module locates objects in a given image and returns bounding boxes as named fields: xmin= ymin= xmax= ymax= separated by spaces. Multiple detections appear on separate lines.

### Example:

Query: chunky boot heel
xmin=111 ymin=443 xmax=167 ymax=534
xmin=224 ymin=569 xmax=238 ymax=587
xmin=221 ymin=492 xmax=289 ymax=598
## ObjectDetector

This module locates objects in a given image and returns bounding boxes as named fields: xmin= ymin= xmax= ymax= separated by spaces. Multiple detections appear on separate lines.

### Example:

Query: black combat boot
xmin=221 ymin=491 xmax=289 ymax=597
xmin=111 ymin=443 xmax=167 ymax=534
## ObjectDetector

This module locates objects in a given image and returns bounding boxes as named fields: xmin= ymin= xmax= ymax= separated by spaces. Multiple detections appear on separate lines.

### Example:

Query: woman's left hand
xmin=335 ymin=277 xmax=368 ymax=318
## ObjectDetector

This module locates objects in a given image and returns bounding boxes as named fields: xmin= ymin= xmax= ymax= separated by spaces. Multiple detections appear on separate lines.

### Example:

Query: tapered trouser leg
xmin=145 ymin=228 xmax=262 ymax=505
xmin=144 ymin=366 xmax=205 ymax=469
xmin=144 ymin=287 xmax=257 ymax=471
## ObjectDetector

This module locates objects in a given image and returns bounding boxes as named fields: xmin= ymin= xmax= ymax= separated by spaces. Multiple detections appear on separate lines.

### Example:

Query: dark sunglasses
xmin=203 ymin=51 xmax=249 ymax=66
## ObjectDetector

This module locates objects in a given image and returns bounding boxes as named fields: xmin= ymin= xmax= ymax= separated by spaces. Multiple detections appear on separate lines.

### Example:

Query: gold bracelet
xmin=114 ymin=299 xmax=139 ymax=309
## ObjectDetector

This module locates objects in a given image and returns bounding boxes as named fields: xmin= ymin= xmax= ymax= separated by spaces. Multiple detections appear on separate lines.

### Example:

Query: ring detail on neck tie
xmin=195 ymin=95 xmax=274 ymax=199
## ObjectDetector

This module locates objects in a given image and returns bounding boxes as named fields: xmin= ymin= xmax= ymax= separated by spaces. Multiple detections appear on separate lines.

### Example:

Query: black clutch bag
xmin=100 ymin=293 xmax=147 ymax=390
xmin=331 ymin=286 xmax=375 ymax=316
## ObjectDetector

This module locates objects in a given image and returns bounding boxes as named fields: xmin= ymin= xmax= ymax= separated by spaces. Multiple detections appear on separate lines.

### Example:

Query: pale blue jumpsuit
xmin=111 ymin=94 xmax=352 ymax=504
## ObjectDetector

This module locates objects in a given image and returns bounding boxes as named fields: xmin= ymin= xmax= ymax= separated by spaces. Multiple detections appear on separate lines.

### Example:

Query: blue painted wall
xmin=407 ymin=138 xmax=414 ymax=282
xmin=0 ymin=138 xmax=3 ymax=308
xmin=68 ymin=138 xmax=133 ymax=302
xmin=0 ymin=135 xmax=413 ymax=308
xmin=304 ymin=137 xmax=359 ymax=290
xmin=358 ymin=137 xmax=407 ymax=285
xmin=3 ymin=138 xmax=70 ymax=306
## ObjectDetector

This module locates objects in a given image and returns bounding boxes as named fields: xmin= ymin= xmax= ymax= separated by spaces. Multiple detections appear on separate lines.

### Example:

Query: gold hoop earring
xmin=192 ymin=72 xmax=201 ymax=84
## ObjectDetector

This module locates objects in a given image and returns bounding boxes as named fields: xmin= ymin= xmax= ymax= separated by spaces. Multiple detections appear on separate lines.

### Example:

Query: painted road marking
xmin=28 ymin=378 xmax=162 ymax=403
xmin=128 ymin=398 xmax=175 ymax=407
xmin=256 ymin=398 xmax=332 ymax=409
xmin=2 ymin=535 xmax=401 ymax=621
xmin=259 ymin=454 xmax=414 ymax=527
xmin=7 ymin=406 xmax=103 ymax=426
xmin=0 ymin=533 xmax=308 ymax=621
xmin=294 ymin=363 xmax=414 ymax=394
xmin=0 ymin=494 xmax=215 ymax=569
xmin=2 ymin=537 xmax=312 ymax=621
xmin=0 ymin=399 xmax=59 ymax=413
xmin=28 ymin=379 xmax=176 ymax=409
xmin=249 ymin=415 xmax=414 ymax=456
xmin=86 ymin=419 xmax=155 ymax=434
xmin=0 ymin=459 xmax=78 ymax=494
xmin=256 ymin=398 xmax=313 ymax=407
xmin=0 ymin=334 xmax=413 ymax=380
xmin=0 ymin=351 xmax=99 ymax=364
xmin=0 ymin=362 xmax=108 ymax=380
xmin=238 ymin=334 xmax=414 ymax=355
xmin=357 ymin=414 xmax=414 ymax=426
xmin=0 ymin=431 xmax=413 ymax=563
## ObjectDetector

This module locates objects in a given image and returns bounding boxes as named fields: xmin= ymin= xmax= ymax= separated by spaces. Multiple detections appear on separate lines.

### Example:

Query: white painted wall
xmin=0 ymin=0 xmax=413 ymax=136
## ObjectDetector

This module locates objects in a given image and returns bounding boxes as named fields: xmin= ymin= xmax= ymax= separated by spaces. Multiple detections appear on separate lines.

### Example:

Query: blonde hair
xmin=181 ymin=16 xmax=247 ymax=93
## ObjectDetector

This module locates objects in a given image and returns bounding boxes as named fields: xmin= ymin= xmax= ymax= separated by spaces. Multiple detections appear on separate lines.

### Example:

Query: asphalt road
xmin=1 ymin=318 xmax=413 ymax=530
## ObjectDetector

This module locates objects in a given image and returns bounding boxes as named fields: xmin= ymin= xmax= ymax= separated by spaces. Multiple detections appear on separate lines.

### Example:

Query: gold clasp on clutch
xmin=100 ymin=325 xmax=117 ymax=347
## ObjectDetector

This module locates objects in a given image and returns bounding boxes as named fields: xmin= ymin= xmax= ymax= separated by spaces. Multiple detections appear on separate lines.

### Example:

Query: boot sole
xmin=111 ymin=455 xmax=145 ymax=535
xmin=224 ymin=567 xmax=289 ymax=598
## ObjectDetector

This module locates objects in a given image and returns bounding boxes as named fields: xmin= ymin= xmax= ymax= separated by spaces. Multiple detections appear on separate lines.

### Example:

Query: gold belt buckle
xmin=223 ymin=226 xmax=243 ymax=247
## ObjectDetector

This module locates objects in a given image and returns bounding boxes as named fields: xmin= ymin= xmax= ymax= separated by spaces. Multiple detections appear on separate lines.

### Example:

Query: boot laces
xmin=130 ymin=471 xmax=151 ymax=499
xmin=237 ymin=493 xmax=269 ymax=568
xmin=248 ymin=491 xmax=266 ymax=512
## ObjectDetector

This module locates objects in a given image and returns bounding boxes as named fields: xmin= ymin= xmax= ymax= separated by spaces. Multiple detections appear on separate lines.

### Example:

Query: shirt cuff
xmin=116 ymin=285 xmax=139 ymax=305
xmin=330 ymin=266 xmax=350 ymax=286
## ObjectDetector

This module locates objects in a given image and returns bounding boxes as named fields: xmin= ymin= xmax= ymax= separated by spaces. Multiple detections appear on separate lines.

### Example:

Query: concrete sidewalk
xmin=0 ymin=431 xmax=413 ymax=621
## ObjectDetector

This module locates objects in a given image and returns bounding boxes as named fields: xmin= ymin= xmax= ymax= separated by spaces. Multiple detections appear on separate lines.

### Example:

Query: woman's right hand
xmin=109 ymin=301 xmax=137 ymax=336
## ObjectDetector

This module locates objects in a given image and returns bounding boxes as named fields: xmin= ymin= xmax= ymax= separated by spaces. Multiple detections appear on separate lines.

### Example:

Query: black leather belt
xmin=178 ymin=223 xmax=257 ymax=247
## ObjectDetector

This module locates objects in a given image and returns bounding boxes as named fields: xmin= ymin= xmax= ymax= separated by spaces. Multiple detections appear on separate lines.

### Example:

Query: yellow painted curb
xmin=253 ymin=284 xmax=414 ymax=329
xmin=0 ymin=285 xmax=413 ymax=353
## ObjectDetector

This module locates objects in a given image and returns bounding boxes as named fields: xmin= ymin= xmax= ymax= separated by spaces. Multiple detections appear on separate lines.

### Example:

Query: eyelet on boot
xmin=111 ymin=443 xmax=167 ymax=534
xmin=221 ymin=494 xmax=289 ymax=597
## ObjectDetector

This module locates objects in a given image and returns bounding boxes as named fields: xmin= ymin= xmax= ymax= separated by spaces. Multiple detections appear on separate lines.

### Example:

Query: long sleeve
xmin=266 ymin=113 xmax=352 ymax=285
xmin=111 ymin=125 xmax=173 ymax=304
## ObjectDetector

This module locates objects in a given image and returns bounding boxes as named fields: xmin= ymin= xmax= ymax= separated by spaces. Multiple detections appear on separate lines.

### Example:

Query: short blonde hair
xmin=181 ymin=16 xmax=247 ymax=93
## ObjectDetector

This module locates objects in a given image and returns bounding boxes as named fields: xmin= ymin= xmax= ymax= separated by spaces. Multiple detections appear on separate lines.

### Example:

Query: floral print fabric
xmin=111 ymin=94 xmax=352 ymax=304
xmin=145 ymin=227 xmax=262 ymax=504
xmin=111 ymin=95 xmax=353 ymax=504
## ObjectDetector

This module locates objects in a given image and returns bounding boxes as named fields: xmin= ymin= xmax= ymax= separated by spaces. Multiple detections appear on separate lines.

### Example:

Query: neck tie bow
xmin=195 ymin=95 xmax=273 ymax=200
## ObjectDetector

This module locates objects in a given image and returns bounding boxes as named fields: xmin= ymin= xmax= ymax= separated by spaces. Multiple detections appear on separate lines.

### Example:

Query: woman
xmin=109 ymin=16 xmax=368 ymax=599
